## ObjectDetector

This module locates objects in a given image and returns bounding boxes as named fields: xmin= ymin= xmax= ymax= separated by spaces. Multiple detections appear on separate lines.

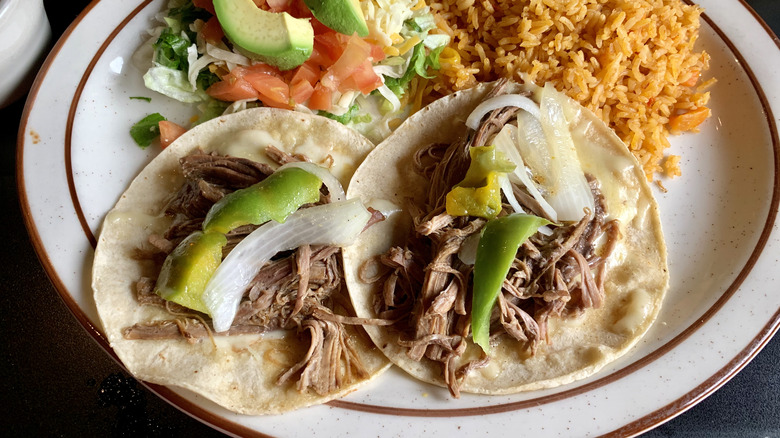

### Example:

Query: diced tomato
xmin=308 ymin=46 xmax=333 ymax=69
xmin=315 ymin=32 xmax=346 ymax=65
xmin=291 ymin=61 xmax=321 ymax=87
xmin=342 ymin=61 xmax=382 ymax=94
xmin=206 ymin=76 xmax=260 ymax=101
xmin=244 ymin=73 xmax=292 ymax=108
xmin=158 ymin=121 xmax=188 ymax=149
xmin=309 ymin=17 xmax=333 ymax=35
xmin=242 ymin=63 xmax=284 ymax=79
xmin=200 ymin=16 xmax=224 ymax=45
xmin=290 ymin=80 xmax=315 ymax=104
xmin=192 ymin=0 xmax=215 ymax=15
xmin=283 ymin=0 xmax=313 ymax=18
xmin=369 ymin=43 xmax=386 ymax=62
xmin=308 ymin=83 xmax=332 ymax=111
xmin=329 ymin=35 xmax=371 ymax=81
xmin=202 ymin=17 xmax=386 ymax=110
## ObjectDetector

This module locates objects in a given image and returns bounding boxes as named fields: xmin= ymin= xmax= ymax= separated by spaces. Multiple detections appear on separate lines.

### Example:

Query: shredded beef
xmin=127 ymin=148 xmax=374 ymax=396
xmin=164 ymin=151 xmax=274 ymax=218
xmin=365 ymin=84 xmax=620 ymax=397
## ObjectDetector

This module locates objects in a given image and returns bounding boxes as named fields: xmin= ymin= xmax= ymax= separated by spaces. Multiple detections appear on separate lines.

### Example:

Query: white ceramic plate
xmin=18 ymin=0 xmax=780 ymax=436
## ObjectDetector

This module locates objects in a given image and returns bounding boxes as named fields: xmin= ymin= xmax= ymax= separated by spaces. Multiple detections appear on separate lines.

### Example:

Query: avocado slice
xmin=213 ymin=0 xmax=314 ymax=71
xmin=155 ymin=231 xmax=227 ymax=314
xmin=202 ymin=167 xmax=323 ymax=234
xmin=304 ymin=0 xmax=369 ymax=37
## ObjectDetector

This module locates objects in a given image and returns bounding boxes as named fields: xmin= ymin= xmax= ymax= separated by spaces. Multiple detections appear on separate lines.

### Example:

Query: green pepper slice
xmin=155 ymin=231 xmax=228 ymax=314
xmin=202 ymin=167 xmax=323 ymax=234
xmin=471 ymin=213 xmax=550 ymax=353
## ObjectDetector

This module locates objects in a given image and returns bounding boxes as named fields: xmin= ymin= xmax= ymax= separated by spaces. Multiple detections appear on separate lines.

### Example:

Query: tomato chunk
xmin=308 ymin=83 xmax=332 ymax=111
xmin=192 ymin=0 xmax=215 ymax=15
xmin=291 ymin=61 xmax=321 ymax=86
xmin=158 ymin=120 xmax=188 ymax=149
xmin=200 ymin=16 xmax=224 ymax=45
xmin=323 ymin=35 xmax=382 ymax=94
xmin=290 ymin=80 xmax=315 ymax=104
xmin=244 ymin=73 xmax=292 ymax=108
xmin=315 ymin=32 xmax=346 ymax=65
xmin=206 ymin=76 xmax=259 ymax=101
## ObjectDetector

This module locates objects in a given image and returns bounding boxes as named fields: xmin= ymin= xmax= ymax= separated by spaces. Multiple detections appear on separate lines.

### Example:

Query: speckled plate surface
xmin=17 ymin=0 xmax=780 ymax=436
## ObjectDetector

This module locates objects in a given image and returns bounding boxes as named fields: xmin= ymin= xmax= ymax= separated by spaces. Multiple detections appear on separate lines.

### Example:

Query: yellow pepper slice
xmin=445 ymin=145 xmax=514 ymax=219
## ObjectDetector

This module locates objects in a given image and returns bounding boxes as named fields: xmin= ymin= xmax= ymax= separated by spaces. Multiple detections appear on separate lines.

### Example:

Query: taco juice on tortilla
xmin=92 ymin=108 xmax=389 ymax=415
xmin=343 ymin=80 xmax=669 ymax=396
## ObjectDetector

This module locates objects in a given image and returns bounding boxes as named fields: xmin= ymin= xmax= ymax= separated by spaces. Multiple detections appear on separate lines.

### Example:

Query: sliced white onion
xmin=188 ymin=45 xmax=217 ymax=91
xmin=498 ymin=174 xmax=525 ymax=214
xmin=278 ymin=162 xmax=345 ymax=202
xmin=537 ymin=83 xmax=595 ymax=222
xmin=203 ymin=199 xmax=372 ymax=332
xmin=365 ymin=198 xmax=401 ymax=218
xmin=498 ymin=174 xmax=553 ymax=236
xmin=457 ymin=232 xmax=480 ymax=265
xmin=493 ymin=124 xmax=559 ymax=223
xmin=465 ymin=94 xmax=541 ymax=130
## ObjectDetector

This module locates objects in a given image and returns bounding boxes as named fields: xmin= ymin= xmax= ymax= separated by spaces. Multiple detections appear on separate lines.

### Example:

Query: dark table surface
xmin=3 ymin=1 xmax=779 ymax=436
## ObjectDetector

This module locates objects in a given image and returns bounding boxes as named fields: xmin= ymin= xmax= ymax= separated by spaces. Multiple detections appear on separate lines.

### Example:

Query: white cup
xmin=0 ymin=0 xmax=51 ymax=108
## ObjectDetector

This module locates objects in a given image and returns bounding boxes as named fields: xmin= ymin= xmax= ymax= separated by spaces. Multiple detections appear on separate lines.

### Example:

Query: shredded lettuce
xmin=153 ymin=27 xmax=192 ymax=70
xmin=382 ymin=42 xmax=441 ymax=97
xmin=143 ymin=65 xmax=208 ymax=103
xmin=320 ymin=104 xmax=372 ymax=125
xmin=424 ymin=34 xmax=449 ymax=50
xmin=134 ymin=0 xmax=442 ymax=139
xmin=194 ymin=99 xmax=230 ymax=125
xmin=405 ymin=15 xmax=435 ymax=33
xmin=166 ymin=0 xmax=211 ymax=25
xmin=196 ymin=69 xmax=220 ymax=90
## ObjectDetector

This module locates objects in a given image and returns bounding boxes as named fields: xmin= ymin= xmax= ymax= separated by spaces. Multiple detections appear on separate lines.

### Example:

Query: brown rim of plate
xmin=14 ymin=0 xmax=780 ymax=436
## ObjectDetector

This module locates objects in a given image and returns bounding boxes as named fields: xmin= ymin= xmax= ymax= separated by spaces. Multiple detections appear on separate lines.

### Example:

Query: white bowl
xmin=0 ymin=0 xmax=50 ymax=108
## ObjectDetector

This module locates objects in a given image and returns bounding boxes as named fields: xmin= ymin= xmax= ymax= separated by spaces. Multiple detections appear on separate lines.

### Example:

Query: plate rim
xmin=15 ymin=0 xmax=780 ymax=436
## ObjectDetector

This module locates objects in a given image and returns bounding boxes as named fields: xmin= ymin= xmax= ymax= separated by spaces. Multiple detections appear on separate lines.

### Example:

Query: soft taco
xmin=342 ymin=80 xmax=669 ymax=396
xmin=92 ymin=108 xmax=390 ymax=415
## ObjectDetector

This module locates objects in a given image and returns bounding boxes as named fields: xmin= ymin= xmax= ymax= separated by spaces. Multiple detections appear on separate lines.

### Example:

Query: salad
xmin=130 ymin=0 xmax=447 ymax=147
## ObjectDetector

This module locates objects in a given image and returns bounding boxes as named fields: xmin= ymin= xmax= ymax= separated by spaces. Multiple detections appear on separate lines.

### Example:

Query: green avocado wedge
xmin=154 ymin=231 xmax=227 ymax=314
xmin=304 ymin=0 xmax=369 ymax=37
xmin=213 ymin=0 xmax=314 ymax=70
xmin=202 ymin=167 xmax=323 ymax=234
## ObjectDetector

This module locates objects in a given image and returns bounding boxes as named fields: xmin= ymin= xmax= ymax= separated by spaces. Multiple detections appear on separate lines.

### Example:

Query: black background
xmin=2 ymin=0 xmax=779 ymax=436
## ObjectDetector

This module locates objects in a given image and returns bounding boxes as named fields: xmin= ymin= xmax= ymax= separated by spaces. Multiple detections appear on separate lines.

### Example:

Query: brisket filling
xmin=125 ymin=147 xmax=369 ymax=396
xmin=364 ymin=81 xmax=620 ymax=397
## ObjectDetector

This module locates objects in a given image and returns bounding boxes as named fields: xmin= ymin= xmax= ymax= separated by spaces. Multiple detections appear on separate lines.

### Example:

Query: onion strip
xmin=465 ymin=94 xmax=541 ymax=130
xmin=499 ymin=174 xmax=553 ymax=236
xmin=493 ymin=124 xmax=559 ymax=222
xmin=203 ymin=199 xmax=372 ymax=332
